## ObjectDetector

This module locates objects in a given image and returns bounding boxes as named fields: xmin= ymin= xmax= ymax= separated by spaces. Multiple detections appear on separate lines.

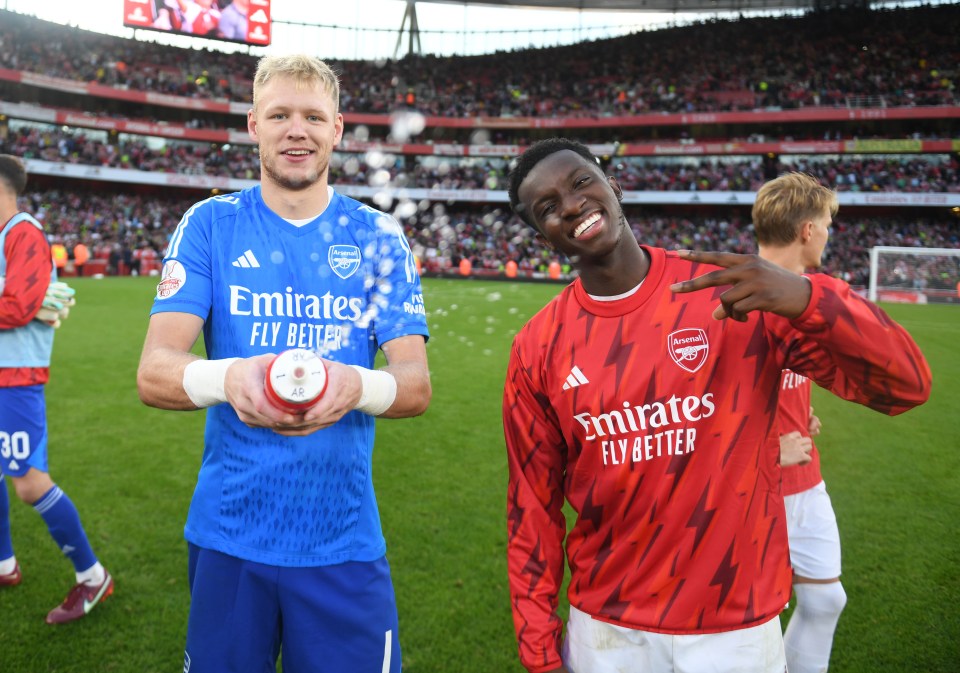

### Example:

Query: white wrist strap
xmin=349 ymin=365 xmax=397 ymax=416
xmin=183 ymin=358 xmax=240 ymax=408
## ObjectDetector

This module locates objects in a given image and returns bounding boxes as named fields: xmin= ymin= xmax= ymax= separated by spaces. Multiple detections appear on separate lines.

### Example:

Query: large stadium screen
xmin=123 ymin=0 xmax=272 ymax=46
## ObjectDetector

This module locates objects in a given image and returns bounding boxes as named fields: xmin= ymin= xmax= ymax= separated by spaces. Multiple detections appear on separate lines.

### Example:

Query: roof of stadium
xmin=391 ymin=0 xmax=851 ymax=58
xmin=413 ymin=0 xmax=823 ymax=14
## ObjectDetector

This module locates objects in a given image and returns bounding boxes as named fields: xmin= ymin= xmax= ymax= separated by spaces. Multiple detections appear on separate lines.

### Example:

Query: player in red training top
xmin=753 ymin=172 xmax=849 ymax=673
xmin=502 ymin=139 xmax=932 ymax=673
xmin=0 ymin=154 xmax=113 ymax=624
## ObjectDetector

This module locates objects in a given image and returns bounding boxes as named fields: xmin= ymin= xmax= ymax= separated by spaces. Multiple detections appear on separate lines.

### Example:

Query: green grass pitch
xmin=0 ymin=276 xmax=956 ymax=672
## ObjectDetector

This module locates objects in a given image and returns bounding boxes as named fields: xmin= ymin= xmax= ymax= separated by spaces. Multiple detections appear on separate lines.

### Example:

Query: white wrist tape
xmin=349 ymin=365 xmax=398 ymax=416
xmin=183 ymin=358 xmax=240 ymax=408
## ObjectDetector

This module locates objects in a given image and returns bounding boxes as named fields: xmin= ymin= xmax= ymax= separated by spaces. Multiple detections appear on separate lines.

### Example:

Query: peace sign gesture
xmin=669 ymin=250 xmax=813 ymax=322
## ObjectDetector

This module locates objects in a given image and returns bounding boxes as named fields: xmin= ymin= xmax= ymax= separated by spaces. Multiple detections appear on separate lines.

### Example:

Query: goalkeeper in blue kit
xmin=137 ymin=55 xmax=431 ymax=673
xmin=0 ymin=154 xmax=113 ymax=624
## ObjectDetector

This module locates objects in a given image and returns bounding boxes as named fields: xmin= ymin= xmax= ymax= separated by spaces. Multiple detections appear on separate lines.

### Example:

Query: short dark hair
xmin=507 ymin=138 xmax=600 ymax=229
xmin=0 ymin=155 xmax=27 ymax=196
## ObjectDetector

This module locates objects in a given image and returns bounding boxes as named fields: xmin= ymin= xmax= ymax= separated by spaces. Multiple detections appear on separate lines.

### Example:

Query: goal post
xmin=868 ymin=246 xmax=960 ymax=305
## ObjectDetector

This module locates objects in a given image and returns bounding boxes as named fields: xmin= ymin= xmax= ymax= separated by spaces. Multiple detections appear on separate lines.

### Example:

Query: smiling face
xmin=516 ymin=149 xmax=628 ymax=260
xmin=247 ymin=75 xmax=344 ymax=194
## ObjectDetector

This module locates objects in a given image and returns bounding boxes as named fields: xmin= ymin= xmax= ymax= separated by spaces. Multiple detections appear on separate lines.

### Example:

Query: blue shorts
xmin=185 ymin=544 xmax=401 ymax=673
xmin=0 ymin=385 xmax=48 ymax=477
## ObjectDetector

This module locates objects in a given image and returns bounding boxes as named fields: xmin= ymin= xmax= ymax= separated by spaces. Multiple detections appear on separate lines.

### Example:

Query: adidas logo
xmin=232 ymin=250 xmax=260 ymax=268
xmin=562 ymin=366 xmax=589 ymax=390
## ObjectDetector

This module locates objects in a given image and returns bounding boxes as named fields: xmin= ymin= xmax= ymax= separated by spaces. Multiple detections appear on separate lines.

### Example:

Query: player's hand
xmin=780 ymin=431 xmax=813 ymax=467
xmin=669 ymin=250 xmax=812 ymax=322
xmin=223 ymin=354 xmax=317 ymax=436
xmin=298 ymin=360 xmax=365 ymax=427
xmin=224 ymin=355 xmax=361 ymax=437
xmin=808 ymin=407 xmax=822 ymax=437
xmin=34 ymin=281 xmax=77 ymax=328
xmin=267 ymin=361 xmax=362 ymax=436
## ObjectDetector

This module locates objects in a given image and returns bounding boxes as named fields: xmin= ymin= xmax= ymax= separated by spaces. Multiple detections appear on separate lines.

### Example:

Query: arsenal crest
xmin=328 ymin=245 xmax=361 ymax=279
xmin=668 ymin=328 xmax=709 ymax=373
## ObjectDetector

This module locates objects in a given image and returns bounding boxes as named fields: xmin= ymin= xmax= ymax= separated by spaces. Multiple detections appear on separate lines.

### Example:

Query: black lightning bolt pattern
xmin=710 ymin=540 xmax=740 ymax=609
xmin=686 ymin=486 xmax=717 ymax=551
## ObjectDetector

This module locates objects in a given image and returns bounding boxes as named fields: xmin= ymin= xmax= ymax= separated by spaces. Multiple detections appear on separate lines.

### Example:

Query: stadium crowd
xmin=1 ymin=4 xmax=958 ymax=117
xmin=0 ymin=4 xmax=956 ymax=295
xmin=16 ymin=185 xmax=958 ymax=293
xmin=5 ymin=123 xmax=960 ymax=194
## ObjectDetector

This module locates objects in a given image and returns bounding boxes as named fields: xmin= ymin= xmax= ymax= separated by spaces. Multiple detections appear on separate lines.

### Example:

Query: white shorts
xmin=562 ymin=606 xmax=786 ymax=673
xmin=784 ymin=480 xmax=842 ymax=580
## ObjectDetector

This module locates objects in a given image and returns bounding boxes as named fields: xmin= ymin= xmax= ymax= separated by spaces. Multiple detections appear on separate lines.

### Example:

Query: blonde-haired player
xmin=754 ymin=172 xmax=846 ymax=673
xmin=138 ymin=55 xmax=431 ymax=673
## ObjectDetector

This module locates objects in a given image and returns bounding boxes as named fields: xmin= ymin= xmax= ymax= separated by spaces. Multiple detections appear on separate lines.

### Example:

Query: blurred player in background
xmin=186 ymin=0 xmax=222 ymax=37
xmin=501 ymin=138 xmax=931 ymax=673
xmin=0 ymin=154 xmax=113 ymax=624
xmin=137 ymin=55 xmax=431 ymax=673
xmin=754 ymin=172 xmax=848 ymax=673
xmin=217 ymin=0 xmax=250 ymax=41
xmin=152 ymin=0 xmax=219 ymax=35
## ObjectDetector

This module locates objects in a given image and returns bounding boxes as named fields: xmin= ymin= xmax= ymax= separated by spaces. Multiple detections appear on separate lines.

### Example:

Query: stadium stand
xmin=0 ymin=4 xmax=957 ymax=291
xmin=5 ymin=123 xmax=958 ymax=192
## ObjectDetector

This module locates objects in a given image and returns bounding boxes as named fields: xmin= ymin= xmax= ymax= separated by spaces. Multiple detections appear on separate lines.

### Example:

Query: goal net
xmin=868 ymin=246 xmax=960 ymax=305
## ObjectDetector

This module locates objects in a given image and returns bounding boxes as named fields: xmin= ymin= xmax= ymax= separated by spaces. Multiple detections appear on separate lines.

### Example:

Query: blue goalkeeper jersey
xmin=150 ymin=185 xmax=429 ymax=567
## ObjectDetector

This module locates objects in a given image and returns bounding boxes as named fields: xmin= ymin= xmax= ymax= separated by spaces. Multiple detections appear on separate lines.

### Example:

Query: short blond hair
xmin=752 ymin=172 xmax=838 ymax=246
xmin=252 ymin=55 xmax=340 ymax=113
